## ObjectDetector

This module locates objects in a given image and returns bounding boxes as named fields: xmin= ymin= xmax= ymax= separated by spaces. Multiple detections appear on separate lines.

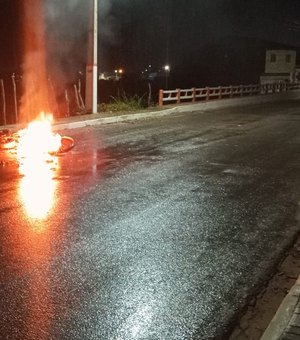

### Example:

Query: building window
xmin=286 ymin=54 xmax=291 ymax=63
xmin=270 ymin=54 xmax=276 ymax=62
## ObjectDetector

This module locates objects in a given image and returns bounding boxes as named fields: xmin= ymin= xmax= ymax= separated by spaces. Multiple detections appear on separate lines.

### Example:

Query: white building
xmin=260 ymin=50 xmax=297 ymax=85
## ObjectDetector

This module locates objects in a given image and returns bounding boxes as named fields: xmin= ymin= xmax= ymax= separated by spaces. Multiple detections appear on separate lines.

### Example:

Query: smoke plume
xmin=19 ymin=0 xmax=121 ymax=119
xmin=20 ymin=0 xmax=51 ymax=122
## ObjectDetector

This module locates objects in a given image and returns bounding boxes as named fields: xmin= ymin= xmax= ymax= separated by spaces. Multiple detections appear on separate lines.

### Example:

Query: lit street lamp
xmin=114 ymin=69 xmax=124 ymax=81
xmin=164 ymin=64 xmax=170 ymax=89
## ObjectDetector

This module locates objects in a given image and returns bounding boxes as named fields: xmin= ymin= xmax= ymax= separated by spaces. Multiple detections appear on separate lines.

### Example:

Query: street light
xmin=114 ymin=69 xmax=124 ymax=81
xmin=85 ymin=0 xmax=98 ymax=114
xmin=164 ymin=64 xmax=170 ymax=89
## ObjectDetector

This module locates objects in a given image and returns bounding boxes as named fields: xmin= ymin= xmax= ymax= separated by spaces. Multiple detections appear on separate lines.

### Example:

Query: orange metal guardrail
xmin=158 ymin=82 xmax=300 ymax=107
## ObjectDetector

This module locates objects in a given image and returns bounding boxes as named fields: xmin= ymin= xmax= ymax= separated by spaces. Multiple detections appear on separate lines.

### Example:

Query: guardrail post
xmin=206 ymin=87 xmax=210 ymax=101
xmin=218 ymin=86 xmax=222 ymax=99
xmin=159 ymin=89 xmax=164 ymax=107
xmin=240 ymin=85 xmax=243 ymax=97
xmin=283 ymin=83 xmax=287 ymax=91
xmin=249 ymin=85 xmax=252 ymax=96
xmin=272 ymin=83 xmax=275 ymax=93
xmin=283 ymin=83 xmax=287 ymax=92
xmin=256 ymin=85 xmax=260 ymax=95
xmin=176 ymin=88 xmax=181 ymax=104
xmin=192 ymin=87 xmax=196 ymax=102
xmin=230 ymin=85 xmax=233 ymax=98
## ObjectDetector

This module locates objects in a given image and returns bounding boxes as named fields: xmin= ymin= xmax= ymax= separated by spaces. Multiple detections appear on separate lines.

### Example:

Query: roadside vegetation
xmin=99 ymin=92 xmax=148 ymax=113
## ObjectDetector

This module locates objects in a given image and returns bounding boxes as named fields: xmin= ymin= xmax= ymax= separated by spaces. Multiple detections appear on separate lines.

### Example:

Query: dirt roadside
xmin=229 ymin=237 xmax=300 ymax=339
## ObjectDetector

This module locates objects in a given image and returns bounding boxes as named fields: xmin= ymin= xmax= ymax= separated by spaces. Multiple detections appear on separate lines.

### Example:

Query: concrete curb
xmin=52 ymin=106 xmax=179 ymax=131
xmin=261 ymin=276 xmax=300 ymax=340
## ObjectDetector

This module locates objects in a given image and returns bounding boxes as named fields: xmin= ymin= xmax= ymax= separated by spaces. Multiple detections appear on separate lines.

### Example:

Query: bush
xmin=99 ymin=92 xmax=146 ymax=113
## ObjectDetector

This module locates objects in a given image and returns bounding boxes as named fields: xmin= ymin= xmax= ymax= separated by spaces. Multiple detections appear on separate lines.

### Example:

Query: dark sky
xmin=0 ymin=0 xmax=20 ymax=74
xmin=0 ymin=0 xmax=300 ymax=77
xmin=111 ymin=0 xmax=300 ymax=71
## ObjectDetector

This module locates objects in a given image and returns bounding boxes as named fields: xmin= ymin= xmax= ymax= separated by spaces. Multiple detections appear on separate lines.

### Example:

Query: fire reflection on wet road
xmin=18 ymin=160 xmax=58 ymax=221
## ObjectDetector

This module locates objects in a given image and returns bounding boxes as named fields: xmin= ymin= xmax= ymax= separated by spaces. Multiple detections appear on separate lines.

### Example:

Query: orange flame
xmin=17 ymin=112 xmax=61 ymax=164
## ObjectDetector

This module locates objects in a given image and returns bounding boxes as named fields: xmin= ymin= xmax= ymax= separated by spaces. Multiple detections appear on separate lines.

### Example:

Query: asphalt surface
xmin=1 ymin=100 xmax=300 ymax=339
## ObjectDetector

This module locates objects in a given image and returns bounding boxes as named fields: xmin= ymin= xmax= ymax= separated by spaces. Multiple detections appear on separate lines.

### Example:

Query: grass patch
xmin=99 ymin=93 xmax=146 ymax=113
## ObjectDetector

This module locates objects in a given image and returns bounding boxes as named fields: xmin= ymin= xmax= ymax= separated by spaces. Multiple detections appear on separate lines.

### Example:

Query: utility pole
xmin=85 ymin=0 xmax=98 ymax=114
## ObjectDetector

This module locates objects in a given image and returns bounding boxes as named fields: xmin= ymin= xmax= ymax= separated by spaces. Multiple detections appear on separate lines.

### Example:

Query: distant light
xmin=118 ymin=69 xmax=123 ymax=74
xmin=164 ymin=65 xmax=170 ymax=72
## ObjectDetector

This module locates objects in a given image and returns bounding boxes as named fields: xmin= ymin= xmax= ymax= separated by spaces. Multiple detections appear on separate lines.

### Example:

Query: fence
xmin=0 ymin=74 xmax=86 ymax=126
xmin=158 ymin=82 xmax=300 ymax=107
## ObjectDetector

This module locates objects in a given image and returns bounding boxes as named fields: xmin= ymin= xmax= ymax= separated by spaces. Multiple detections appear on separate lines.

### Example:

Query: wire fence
xmin=0 ymin=74 xmax=86 ymax=126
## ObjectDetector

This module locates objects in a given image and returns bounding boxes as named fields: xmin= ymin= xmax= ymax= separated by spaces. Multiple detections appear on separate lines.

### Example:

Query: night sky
xmin=0 ymin=0 xmax=300 ymax=85
xmin=111 ymin=0 xmax=300 ymax=80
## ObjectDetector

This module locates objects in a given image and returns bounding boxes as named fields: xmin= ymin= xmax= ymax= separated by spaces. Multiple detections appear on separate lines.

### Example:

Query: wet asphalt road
xmin=1 ymin=100 xmax=300 ymax=339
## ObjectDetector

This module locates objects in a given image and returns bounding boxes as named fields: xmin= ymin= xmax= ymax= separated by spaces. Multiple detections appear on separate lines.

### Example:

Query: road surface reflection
xmin=18 ymin=160 xmax=58 ymax=222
